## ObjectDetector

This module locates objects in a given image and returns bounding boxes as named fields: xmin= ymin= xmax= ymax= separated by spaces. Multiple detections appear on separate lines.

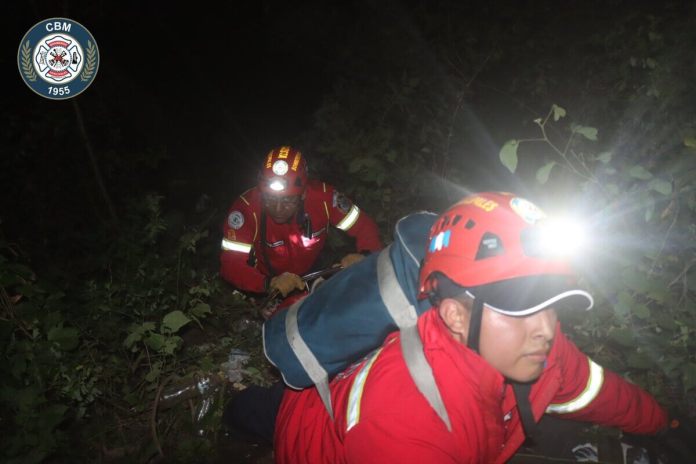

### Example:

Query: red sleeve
xmin=547 ymin=328 xmax=667 ymax=434
xmin=219 ymin=195 xmax=267 ymax=293
xmin=325 ymin=185 xmax=383 ymax=253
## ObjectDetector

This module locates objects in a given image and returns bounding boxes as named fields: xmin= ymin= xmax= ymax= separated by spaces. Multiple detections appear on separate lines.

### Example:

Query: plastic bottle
xmin=221 ymin=349 xmax=250 ymax=383
xmin=157 ymin=373 xmax=224 ymax=410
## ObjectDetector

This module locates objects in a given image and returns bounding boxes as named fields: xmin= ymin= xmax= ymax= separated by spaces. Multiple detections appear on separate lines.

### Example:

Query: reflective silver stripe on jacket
xmin=546 ymin=357 xmax=604 ymax=414
xmin=336 ymin=205 xmax=360 ymax=231
xmin=345 ymin=347 xmax=384 ymax=431
xmin=221 ymin=238 xmax=252 ymax=253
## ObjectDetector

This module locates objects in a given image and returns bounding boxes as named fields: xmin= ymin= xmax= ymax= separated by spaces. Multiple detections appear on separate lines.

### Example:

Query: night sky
xmin=3 ymin=0 xmax=692 ymax=245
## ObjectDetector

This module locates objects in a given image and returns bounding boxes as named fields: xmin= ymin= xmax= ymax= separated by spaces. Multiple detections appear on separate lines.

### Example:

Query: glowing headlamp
xmin=521 ymin=217 xmax=588 ymax=258
xmin=537 ymin=218 xmax=587 ymax=257
xmin=268 ymin=178 xmax=287 ymax=192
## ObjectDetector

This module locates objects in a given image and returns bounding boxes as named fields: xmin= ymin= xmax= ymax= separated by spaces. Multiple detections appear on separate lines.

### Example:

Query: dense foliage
xmin=2 ymin=1 xmax=695 ymax=462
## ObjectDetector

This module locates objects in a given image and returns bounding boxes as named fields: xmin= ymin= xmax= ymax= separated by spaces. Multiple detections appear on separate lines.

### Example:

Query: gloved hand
xmin=339 ymin=253 xmax=365 ymax=269
xmin=268 ymin=272 xmax=304 ymax=297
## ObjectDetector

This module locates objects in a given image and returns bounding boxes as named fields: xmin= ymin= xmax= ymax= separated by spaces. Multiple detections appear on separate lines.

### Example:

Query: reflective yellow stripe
xmin=221 ymin=239 xmax=252 ymax=253
xmin=252 ymin=212 xmax=258 ymax=242
xmin=323 ymin=201 xmax=330 ymax=221
xmin=336 ymin=205 xmax=360 ymax=231
xmin=239 ymin=189 xmax=252 ymax=206
xmin=546 ymin=357 xmax=604 ymax=414
xmin=346 ymin=347 xmax=383 ymax=431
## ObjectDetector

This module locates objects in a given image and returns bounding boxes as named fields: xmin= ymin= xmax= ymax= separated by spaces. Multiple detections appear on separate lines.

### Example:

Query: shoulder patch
xmin=333 ymin=191 xmax=353 ymax=214
xmin=227 ymin=211 xmax=245 ymax=229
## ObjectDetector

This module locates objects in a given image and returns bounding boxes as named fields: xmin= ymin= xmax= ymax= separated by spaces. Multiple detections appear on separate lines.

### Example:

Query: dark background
xmin=3 ymin=0 xmax=583 ymax=249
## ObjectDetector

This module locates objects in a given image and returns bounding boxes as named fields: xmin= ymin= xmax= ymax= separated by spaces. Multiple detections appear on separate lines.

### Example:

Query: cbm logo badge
xmin=17 ymin=18 xmax=99 ymax=100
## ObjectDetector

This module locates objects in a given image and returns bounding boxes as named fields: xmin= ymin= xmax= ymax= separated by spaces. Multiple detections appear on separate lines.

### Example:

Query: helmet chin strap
xmin=466 ymin=297 xmax=538 ymax=442
xmin=466 ymin=298 xmax=484 ymax=353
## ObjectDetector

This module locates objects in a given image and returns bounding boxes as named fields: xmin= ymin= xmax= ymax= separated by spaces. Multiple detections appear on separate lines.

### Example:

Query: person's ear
xmin=438 ymin=298 xmax=471 ymax=344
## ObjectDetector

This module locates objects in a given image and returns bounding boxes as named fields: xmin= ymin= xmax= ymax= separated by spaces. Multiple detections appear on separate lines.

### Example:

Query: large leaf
xmin=683 ymin=363 xmax=696 ymax=392
xmin=551 ymin=104 xmax=566 ymax=121
xmin=648 ymin=178 xmax=672 ymax=196
xmin=632 ymin=304 xmax=651 ymax=319
xmin=629 ymin=165 xmax=653 ymax=180
xmin=596 ymin=151 xmax=613 ymax=164
xmin=499 ymin=140 xmax=519 ymax=173
xmin=536 ymin=161 xmax=556 ymax=184
xmin=571 ymin=124 xmax=598 ymax=141
xmin=162 ymin=310 xmax=191 ymax=334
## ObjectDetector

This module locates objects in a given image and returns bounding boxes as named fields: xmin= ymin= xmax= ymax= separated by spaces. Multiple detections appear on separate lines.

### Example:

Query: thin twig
xmin=150 ymin=382 xmax=165 ymax=459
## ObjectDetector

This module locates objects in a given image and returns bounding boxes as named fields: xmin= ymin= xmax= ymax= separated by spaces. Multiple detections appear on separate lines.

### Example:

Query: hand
xmin=339 ymin=253 xmax=365 ymax=269
xmin=268 ymin=272 xmax=304 ymax=297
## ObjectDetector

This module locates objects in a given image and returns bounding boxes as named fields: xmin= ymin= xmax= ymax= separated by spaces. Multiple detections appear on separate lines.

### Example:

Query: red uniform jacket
xmin=220 ymin=180 xmax=383 ymax=293
xmin=275 ymin=309 xmax=667 ymax=463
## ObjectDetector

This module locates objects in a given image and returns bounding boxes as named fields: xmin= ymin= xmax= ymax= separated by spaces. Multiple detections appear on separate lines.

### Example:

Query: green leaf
xmin=644 ymin=197 xmax=655 ymax=222
xmin=572 ymin=124 xmax=598 ymax=141
xmin=190 ymin=302 xmax=211 ymax=319
xmin=536 ymin=161 xmax=556 ymax=184
xmin=633 ymin=304 xmax=651 ymax=319
xmin=683 ymin=363 xmax=696 ymax=392
xmin=684 ymin=137 xmax=696 ymax=148
xmin=499 ymin=140 xmax=519 ymax=173
xmin=596 ymin=151 xmax=613 ymax=164
xmin=162 ymin=310 xmax=191 ymax=334
xmin=629 ymin=165 xmax=653 ymax=180
xmin=613 ymin=292 xmax=633 ymax=318
xmin=123 ymin=331 xmax=142 ymax=349
xmin=163 ymin=336 xmax=182 ymax=355
xmin=145 ymin=333 xmax=166 ymax=351
xmin=648 ymin=178 xmax=672 ymax=196
xmin=145 ymin=364 xmax=161 ymax=383
xmin=47 ymin=326 xmax=79 ymax=351
xmin=551 ymin=104 xmax=566 ymax=121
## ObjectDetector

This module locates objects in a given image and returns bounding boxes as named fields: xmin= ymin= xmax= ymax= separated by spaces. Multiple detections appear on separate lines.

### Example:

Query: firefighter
xmin=220 ymin=146 xmax=383 ymax=302
xmin=270 ymin=192 xmax=682 ymax=463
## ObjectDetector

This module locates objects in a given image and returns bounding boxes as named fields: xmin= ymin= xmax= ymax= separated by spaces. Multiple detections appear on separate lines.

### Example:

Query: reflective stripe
xmin=252 ymin=212 xmax=258 ymax=242
xmin=221 ymin=239 xmax=252 ymax=253
xmin=336 ymin=205 xmax=360 ymax=231
xmin=376 ymin=247 xmax=452 ymax=432
xmin=546 ymin=358 xmax=604 ymax=414
xmin=284 ymin=297 xmax=333 ymax=418
xmin=346 ymin=347 xmax=384 ymax=431
xmin=323 ymin=201 xmax=330 ymax=220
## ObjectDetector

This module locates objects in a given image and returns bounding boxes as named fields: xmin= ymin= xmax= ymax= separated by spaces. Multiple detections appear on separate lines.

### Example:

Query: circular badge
xmin=228 ymin=211 xmax=245 ymax=230
xmin=272 ymin=160 xmax=289 ymax=176
xmin=510 ymin=197 xmax=547 ymax=224
xmin=18 ymin=18 xmax=99 ymax=100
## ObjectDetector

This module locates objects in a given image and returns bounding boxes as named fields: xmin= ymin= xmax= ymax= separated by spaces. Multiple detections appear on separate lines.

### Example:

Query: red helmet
xmin=258 ymin=146 xmax=308 ymax=196
xmin=419 ymin=192 xmax=592 ymax=315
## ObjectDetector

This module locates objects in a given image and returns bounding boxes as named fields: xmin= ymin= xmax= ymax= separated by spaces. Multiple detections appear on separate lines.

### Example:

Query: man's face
xmin=479 ymin=307 xmax=557 ymax=383
xmin=262 ymin=193 xmax=302 ymax=224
